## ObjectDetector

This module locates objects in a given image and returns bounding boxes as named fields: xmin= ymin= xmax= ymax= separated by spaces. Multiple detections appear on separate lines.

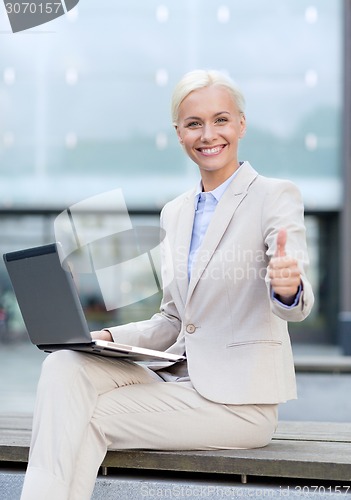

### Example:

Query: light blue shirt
xmin=187 ymin=164 xmax=300 ymax=308
xmin=188 ymin=167 xmax=241 ymax=278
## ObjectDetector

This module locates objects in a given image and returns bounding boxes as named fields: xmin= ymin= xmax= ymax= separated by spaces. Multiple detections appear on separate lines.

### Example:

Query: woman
xmin=21 ymin=69 xmax=314 ymax=500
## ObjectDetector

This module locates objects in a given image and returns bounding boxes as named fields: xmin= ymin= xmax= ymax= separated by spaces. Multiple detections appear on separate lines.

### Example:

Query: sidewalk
xmin=2 ymin=470 xmax=350 ymax=500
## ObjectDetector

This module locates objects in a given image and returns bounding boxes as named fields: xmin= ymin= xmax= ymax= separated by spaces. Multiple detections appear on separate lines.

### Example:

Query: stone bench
xmin=0 ymin=415 xmax=350 ymax=484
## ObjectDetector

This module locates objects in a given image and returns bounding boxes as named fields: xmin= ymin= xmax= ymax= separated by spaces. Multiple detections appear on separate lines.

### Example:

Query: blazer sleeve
xmin=262 ymin=179 xmax=314 ymax=322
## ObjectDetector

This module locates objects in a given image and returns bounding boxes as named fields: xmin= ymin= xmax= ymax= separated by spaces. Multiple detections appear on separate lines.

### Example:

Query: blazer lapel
xmin=187 ymin=162 xmax=258 ymax=301
xmin=173 ymin=189 xmax=196 ymax=305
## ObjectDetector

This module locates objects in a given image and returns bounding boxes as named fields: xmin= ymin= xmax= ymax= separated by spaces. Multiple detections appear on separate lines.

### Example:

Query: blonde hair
xmin=171 ymin=69 xmax=245 ymax=125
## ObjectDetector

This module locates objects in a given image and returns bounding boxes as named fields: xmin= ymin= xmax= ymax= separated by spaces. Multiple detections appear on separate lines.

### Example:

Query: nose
xmin=201 ymin=123 xmax=217 ymax=143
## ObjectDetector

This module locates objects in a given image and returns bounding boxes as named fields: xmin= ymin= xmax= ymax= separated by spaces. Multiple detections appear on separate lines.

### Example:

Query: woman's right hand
xmin=91 ymin=329 xmax=113 ymax=342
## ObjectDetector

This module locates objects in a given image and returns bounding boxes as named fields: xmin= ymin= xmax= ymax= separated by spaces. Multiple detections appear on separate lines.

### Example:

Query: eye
xmin=185 ymin=121 xmax=201 ymax=128
xmin=215 ymin=117 xmax=228 ymax=124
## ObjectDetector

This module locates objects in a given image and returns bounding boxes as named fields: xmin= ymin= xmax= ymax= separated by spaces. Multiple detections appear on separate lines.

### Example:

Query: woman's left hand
xmin=268 ymin=228 xmax=301 ymax=305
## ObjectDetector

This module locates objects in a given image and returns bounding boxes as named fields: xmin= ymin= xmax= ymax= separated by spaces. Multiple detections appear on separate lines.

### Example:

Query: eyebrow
xmin=183 ymin=111 xmax=230 ymax=121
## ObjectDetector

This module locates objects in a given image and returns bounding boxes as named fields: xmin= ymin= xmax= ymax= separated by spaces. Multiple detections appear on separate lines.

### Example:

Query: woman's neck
xmin=200 ymin=164 xmax=240 ymax=192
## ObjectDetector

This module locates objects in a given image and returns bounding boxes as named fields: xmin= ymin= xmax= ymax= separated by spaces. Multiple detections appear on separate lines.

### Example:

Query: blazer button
xmin=186 ymin=324 xmax=196 ymax=334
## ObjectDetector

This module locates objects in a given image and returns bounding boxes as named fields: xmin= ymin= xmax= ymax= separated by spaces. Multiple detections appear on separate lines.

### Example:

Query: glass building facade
xmin=0 ymin=0 xmax=344 ymax=346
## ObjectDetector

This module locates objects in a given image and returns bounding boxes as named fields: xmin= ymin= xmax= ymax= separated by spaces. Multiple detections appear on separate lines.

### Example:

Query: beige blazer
xmin=109 ymin=162 xmax=314 ymax=405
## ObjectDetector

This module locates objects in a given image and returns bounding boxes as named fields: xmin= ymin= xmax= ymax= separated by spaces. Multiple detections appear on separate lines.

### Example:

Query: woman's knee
xmin=40 ymin=350 xmax=89 ymax=384
xmin=248 ymin=404 xmax=278 ymax=448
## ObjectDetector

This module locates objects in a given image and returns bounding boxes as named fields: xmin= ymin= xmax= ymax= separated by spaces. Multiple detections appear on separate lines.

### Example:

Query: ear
xmin=175 ymin=125 xmax=183 ymax=145
xmin=239 ymin=113 xmax=246 ymax=139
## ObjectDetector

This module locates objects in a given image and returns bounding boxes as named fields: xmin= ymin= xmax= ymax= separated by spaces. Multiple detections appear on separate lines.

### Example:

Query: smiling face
xmin=175 ymin=85 xmax=246 ymax=190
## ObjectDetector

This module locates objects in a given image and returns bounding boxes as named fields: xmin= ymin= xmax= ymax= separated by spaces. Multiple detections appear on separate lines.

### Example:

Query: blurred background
xmin=0 ymin=0 xmax=350 ymax=419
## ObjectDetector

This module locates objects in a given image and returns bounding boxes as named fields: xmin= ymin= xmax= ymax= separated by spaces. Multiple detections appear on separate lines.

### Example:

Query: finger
xmin=269 ymin=257 xmax=298 ymax=271
xmin=272 ymin=286 xmax=299 ymax=300
xmin=270 ymin=273 xmax=301 ymax=295
xmin=275 ymin=228 xmax=287 ymax=258
xmin=270 ymin=272 xmax=301 ymax=286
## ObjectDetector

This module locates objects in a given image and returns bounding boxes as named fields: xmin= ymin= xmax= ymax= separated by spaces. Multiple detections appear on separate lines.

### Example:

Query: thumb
xmin=275 ymin=228 xmax=287 ymax=257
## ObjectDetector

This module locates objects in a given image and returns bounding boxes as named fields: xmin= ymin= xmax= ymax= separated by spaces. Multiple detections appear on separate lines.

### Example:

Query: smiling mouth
xmin=196 ymin=145 xmax=226 ymax=156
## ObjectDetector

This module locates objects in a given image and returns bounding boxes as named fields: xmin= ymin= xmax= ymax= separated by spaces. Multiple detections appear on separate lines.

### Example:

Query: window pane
xmin=0 ymin=0 xmax=342 ymax=210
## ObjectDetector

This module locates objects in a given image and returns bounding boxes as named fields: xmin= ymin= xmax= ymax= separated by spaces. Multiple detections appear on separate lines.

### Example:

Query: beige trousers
xmin=20 ymin=350 xmax=278 ymax=500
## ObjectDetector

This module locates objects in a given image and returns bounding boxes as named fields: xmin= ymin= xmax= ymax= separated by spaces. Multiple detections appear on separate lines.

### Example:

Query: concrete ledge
xmin=294 ymin=356 xmax=351 ymax=373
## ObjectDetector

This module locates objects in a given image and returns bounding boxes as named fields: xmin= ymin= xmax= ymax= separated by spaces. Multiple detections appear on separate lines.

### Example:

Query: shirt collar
xmin=194 ymin=163 xmax=244 ymax=209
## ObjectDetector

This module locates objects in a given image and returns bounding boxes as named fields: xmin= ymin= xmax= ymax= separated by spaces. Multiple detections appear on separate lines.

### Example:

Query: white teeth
xmin=202 ymin=147 xmax=221 ymax=154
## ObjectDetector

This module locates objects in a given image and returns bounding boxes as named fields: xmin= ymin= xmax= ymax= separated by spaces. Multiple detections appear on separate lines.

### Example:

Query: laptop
xmin=3 ymin=243 xmax=185 ymax=363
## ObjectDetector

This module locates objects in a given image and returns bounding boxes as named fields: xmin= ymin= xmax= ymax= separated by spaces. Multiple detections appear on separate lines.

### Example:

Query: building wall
xmin=0 ymin=1 xmax=345 ymax=346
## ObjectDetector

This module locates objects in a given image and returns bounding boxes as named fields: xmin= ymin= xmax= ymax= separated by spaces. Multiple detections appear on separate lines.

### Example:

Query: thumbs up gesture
xmin=268 ymin=228 xmax=301 ymax=305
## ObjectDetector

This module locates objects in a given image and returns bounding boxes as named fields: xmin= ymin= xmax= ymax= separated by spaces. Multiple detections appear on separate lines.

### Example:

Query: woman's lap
xmin=91 ymin=376 xmax=278 ymax=451
xmin=37 ymin=350 xmax=278 ymax=451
